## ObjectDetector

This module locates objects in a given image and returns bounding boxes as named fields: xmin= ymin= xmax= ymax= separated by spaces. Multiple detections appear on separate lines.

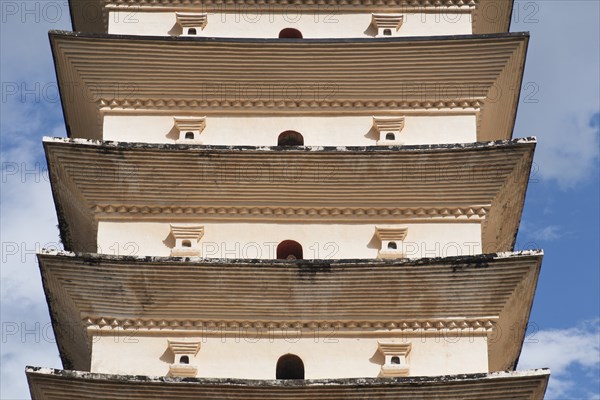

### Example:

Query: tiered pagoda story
xmin=27 ymin=0 xmax=550 ymax=398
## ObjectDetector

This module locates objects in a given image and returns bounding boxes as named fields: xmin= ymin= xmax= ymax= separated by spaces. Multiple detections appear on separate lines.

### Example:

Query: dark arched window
xmin=278 ymin=131 xmax=304 ymax=146
xmin=385 ymin=132 xmax=395 ymax=141
xmin=383 ymin=29 xmax=392 ymax=36
xmin=188 ymin=28 xmax=197 ymax=35
xmin=277 ymin=240 xmax=303 ymax=260
xmin=391 ymin=356 xmax=400 ymax=365
xmin=180 ymin=355 xmax=190 ymax=364
xmin=276 ymin=354 xmax=305 ymax=379
xmin=387 ymin=242 xmax=397 ymax=250
xmin=279 ymin=28 xmax=303 ymax=39
xmin=185 ymin=132 xmax=195 ymax=139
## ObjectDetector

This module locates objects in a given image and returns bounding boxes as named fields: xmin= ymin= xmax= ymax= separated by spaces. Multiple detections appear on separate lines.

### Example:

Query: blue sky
xmin=1 ymin=1 xmax=599 ymax=399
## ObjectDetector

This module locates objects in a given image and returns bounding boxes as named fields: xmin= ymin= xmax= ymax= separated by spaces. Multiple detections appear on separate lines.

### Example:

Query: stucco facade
xmin=103 ymin=115 xmax=478 ymax=145
xmin=108 ymin=11 xmax=473 ymax=38
xmin=90 ymin=335 xmax=489 ymax=378
xmin=97 ymin=221 xmax=483 ymax=258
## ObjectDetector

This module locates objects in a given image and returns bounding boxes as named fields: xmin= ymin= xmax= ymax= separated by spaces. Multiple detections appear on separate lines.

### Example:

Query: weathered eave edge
xmin=48 ymin=31 xmax=529 ymax=142
xmin=37 ymin=250 xmax=543 ymax=372
xmin=38 ymin=248 xmax=543 ymax=267
xmin=26 ymin=365 xmax=550 ymax=387
xmin=42 ymin=140 xmax=73 ymax=260
xmin=26 ymin=366 xmax=549 ymax=400
xmin=50 ymin=29 xmax=529 ymax=43
xmin=67 ymin=0 xmax=515 ymax=35
xmin=42 ymin=135 xmax=537 ymax=153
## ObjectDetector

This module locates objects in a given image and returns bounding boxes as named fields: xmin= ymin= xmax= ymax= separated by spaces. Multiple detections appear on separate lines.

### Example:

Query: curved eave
xmin=68 ymin=0 xmax=514 ymax=36
xmin=37 ymin=250 xmax=543 ymax=373
xmin=27 ymin=367 xmax=548 ymax=400
xmin=49 ymin=31 xmax=528 ymax=142
xmin=43 ymin=137 xmax=535 ymax=254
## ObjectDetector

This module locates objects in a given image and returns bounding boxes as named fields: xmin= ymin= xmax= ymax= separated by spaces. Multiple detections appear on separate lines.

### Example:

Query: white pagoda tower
xmin=27 ymin=0 xmax=550 ymax=398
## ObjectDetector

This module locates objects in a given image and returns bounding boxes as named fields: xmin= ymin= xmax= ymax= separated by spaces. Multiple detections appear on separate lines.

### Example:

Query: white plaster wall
xmin=102 ymin=115 xmax=477 ymax=146
xmin=97 ymin=221 xmax=482 ymax=259
xmin=108 ymin=11 xmax=472 ymax=38
xmin=90 ymin=334 xmax=488 ymax=378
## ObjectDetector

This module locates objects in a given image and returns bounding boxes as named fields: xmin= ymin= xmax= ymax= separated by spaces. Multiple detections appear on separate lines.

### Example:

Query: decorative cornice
xmin=378 ymin=342 xmax=412 ymax=355
xmin=174 ymin=117 xmax=206 ymax=143
xmin=170 ymin=224 xmax=204 ymax=256
xmin=174 ymin=116 xmax=206 ymax=132
xmin=175 ymin=12 xmax=208 ymax=29
xmin=372 ymin=14 xmax=404 ymax=37
xmin=168 ymin=340 xmax=201 ymax=355
xmin=92 ymin=205 xmax=489 ymax=220
xmin=105 ymin=0 xmax=478 ymax=10
xmin=372 ymin=117 xmax=406 ymax=134
xmin=99 ymin=98 xmax=482 ymax=113
xmin=375 ymin=227 xmax=409 ymax=241
xmin=170 ymin=224 xmax=205 ymax=239
xmin=83 ymin=317 xmax=497 ymax=332
xmin=375 ymin=226 xmax=408 ymax=259
xmin=378 ymin=341 xmax=412 ymax=377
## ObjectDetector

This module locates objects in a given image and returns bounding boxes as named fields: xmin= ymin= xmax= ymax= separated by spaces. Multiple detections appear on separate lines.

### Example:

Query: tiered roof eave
xmin=38 ymin=249 xmax=543 ymax=373
xmin=43 ymin=136 xmax=536 ymax=254
xmin=49 ymin=30 xmax=529 ymax=142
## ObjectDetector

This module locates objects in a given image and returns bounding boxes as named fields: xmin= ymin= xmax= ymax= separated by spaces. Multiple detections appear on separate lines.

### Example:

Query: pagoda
xmin=27 ymin=0 xmax=550 ymax=398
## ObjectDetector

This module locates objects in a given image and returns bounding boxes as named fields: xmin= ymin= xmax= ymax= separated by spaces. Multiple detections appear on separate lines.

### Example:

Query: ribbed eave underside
xmin=38 ymin=251 xmax=542 ymax=374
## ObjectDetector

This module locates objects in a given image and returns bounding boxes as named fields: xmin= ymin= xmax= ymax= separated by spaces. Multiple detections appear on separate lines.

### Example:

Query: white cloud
xmin=513 ymin=0 xmax=600 ymax=189
xmin=519 ymin=320 xmax=600 ymax=399
xmin=533 ymin=111 xmax=600 ymax=189
xmin=530 ymin=225 xmax=563 ymax=242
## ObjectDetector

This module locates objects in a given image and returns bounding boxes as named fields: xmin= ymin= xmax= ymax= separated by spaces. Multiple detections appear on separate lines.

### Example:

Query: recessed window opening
xmin=278 ymin=130 xmax=304 ymax=146
xmin=185 ymin=132 xmax=195 ymax=139
xmin=188 ymin=28 xmax=197 ymax=35
xmin=385 ymin=132 xmax=395 ymax=141
xmin=387 ymin=242 xmax=397 ymax=250
xmin=180 ymin=355 xmax=190 ymax=364
xmin=391 ymin=356 xmax=400 ymax=365
xmin=383 ymin=29 xmax=392 ymax=36
xmin=279 ymin=28 xmax=303 ymax=39
xmin=277 ymin=240 xmax=303 ymax=260
xmin=276 ymin=354 xmax=305 ymax=379
xmin=182 ymin=240 xmax=192 ymax=248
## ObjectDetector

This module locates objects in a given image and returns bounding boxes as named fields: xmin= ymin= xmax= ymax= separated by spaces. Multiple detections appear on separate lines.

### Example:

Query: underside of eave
xmin=473 ymin=0 xmax=515 ymax=34
xmin=49 ymin=31 xmax=528 ymax=142
xmin=37 ymin=250 xmax=543 ymax=373
xmin=482 ymin=139 xmax=535 ymax=252
xmin=43 ymin=137 xmax=535 ymax=254
xmin=489 ymin=254 xmax=542 ymax=371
